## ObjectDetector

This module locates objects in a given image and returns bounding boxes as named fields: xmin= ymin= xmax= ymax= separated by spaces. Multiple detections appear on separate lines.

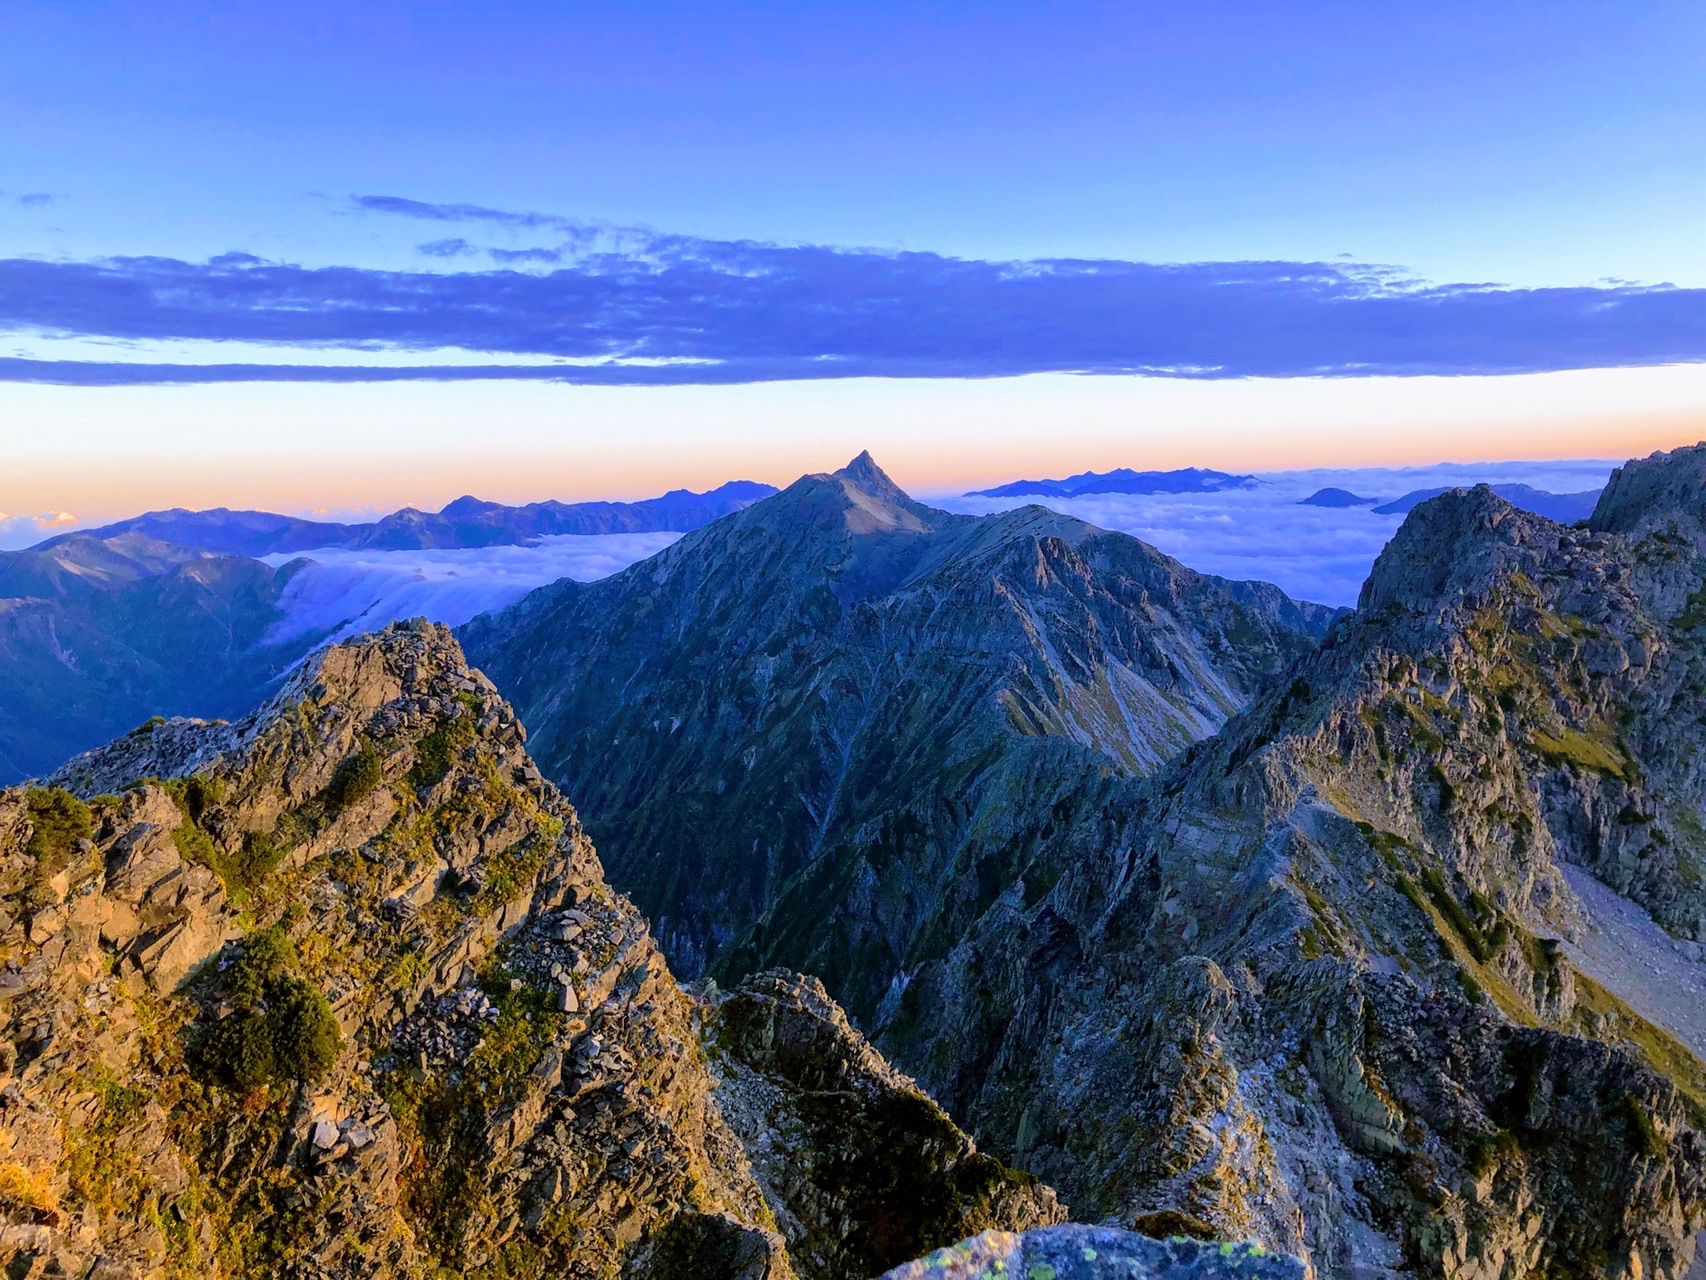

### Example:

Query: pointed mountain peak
xmin=809 ymin=452 xmax=943 ymax=534
xmin=439 ymin=494 xmax=498 ymax=517
xmin=833 ymin=450 xmax=911 ymax=503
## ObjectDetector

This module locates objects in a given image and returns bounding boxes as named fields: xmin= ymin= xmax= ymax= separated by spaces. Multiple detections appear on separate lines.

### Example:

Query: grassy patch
xmin=1573 ymin=972 xmax=1706 ymax=1127
xmin=1419 ymin=868 xmax=1494 ymax=964
xmin=379 ymin=962 xmax=563 ymax=1271
xmin=1530 ymin=727 xmax=1628 ymax=780
xmin=21 ymin=787 xmax=91 ymax=908
xmin=408 ymin=716 xmax=476 ymax=791
xmin=322 ymin=738 xmax=384 ymax=813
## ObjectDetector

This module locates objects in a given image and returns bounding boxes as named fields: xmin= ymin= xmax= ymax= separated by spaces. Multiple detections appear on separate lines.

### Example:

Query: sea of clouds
xmin=929 ymin=458 xmax=1620 ymax=607
xmin=256 ymin=459 xmax=1622 ymax=644
xmin=261 ymin=531 xmax=682 ymax=646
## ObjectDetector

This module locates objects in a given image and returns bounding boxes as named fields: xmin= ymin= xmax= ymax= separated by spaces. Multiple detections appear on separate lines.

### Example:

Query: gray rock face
xmin=0 ymin=623 xmax=1052 ymax=1280
xmin=461 ymin=452 xmax=1337 ymax=1019
xmin=885 ymin=447 xmax=1706 ymax=1278
xmin=1591 ymin=442 xmax=1706 ymax=544
xmin=458 ymin=445 xmax=1706 ymax=1275
xmin=707 ymin=971 xmax=1064 ymax=1278
xmin=878 ymin=1226 xmax=1304 ymax=1280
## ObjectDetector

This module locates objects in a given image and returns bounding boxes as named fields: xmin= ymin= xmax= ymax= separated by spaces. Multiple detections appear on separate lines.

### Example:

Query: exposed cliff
xmin=886 ymin=445 xmax=1706 ymax=1278
xmin=461 ymin=452 xmax=1336 ymax=1019
xmin=0 ymin=622 xmax=1053 ymax=1279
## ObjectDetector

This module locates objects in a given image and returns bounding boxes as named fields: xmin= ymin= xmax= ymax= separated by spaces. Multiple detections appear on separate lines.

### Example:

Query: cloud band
xmin=2 ymin=210 xmax=1703 ymax=385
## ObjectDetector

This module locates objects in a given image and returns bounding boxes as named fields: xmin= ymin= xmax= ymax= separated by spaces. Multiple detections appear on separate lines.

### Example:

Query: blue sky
xmin=2 ymin=1 xmax=1705 ymax=526
xmin=7 ymin=1 xmax=1705 ymax=283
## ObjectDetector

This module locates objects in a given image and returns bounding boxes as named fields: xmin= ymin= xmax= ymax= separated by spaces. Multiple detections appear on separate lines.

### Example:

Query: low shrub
xmin=323 ymin=740 xmax=384 ymax=813
xmin=22 ymin=788 xmax=92 ymax=908
xmin=196 ymin=928 xmax=341 ymax=1090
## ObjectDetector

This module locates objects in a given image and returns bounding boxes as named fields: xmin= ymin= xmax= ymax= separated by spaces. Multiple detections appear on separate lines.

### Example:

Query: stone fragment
xmin=877 ymin=1226 xmax=1305 ymax=1280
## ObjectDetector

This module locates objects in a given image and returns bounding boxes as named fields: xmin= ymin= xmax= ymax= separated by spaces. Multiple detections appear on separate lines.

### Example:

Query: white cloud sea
xmin=262 ymin=531 xmax=682 ymax=645
xmin=928 ymin=458 xmax=1620 ymax=608
xmin=258 ymin=458 xmax=1623 ymax=647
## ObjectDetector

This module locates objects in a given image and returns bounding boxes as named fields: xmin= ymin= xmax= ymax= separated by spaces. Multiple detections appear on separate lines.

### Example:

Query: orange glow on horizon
xmin=3 ymin=368 xmax=1705 ymax=526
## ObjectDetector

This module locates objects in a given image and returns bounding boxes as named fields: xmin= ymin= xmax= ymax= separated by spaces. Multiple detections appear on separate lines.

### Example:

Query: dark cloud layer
xmin=2 ymin=212 xmax=1703 ymax=384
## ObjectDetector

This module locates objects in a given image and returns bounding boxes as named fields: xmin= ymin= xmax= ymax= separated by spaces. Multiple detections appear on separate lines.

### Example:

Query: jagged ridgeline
xmin=462 ymin=444 xmax=1706 ymax=1277
xmin=460 ymin=452 xmax=1339 ymax=1013
xmin=888 ymin=444 xmax=1706 ymax=1278
xmin=0 ymin=623 xmax=1060 ymax=1279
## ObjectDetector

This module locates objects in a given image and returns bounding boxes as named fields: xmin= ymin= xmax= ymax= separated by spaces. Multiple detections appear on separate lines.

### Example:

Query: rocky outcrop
xmin=0 ymin=622 xmax=1052 ymax=1279
xmin=880 ymin=446 xmax=1706 ymax=1278
xmin=461 ymin=452 xmax=1337 ymax=1017
xmin=706 ymin=971 xmax=1064 ymax=1277
xmin=878 ymin=1225 xmax=1305 ymax=1280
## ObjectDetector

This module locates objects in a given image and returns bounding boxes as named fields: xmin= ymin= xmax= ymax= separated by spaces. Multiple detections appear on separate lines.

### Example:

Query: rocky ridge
xmin=462 ymin=452 xmax=1337 ymax=1020
xmin=880 ymin=445 xmax=1706 ymax=1278
xmin=0 ymin=621 xmax=1055 ymax=1279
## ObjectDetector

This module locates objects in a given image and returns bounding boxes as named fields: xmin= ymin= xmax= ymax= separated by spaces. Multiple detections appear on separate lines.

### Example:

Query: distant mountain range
xmin=966 ymin=466 xmax=1256 ymax=498
xmin=7 ymin=449 xmax=1706 ymax=1276
xmin=462 ymin=452 xmax=1338 ymax=988
xmin=64 ymin=480 xmax=779 ymax=556
xmin=0 ymin=531 xmax=318 ymax=781
xmin=0 ymin=480 xmax=775 ymax=782
xmin=1295 ymin=482 xmax=1604 ymax=522
xmin=1372 ymin=481 xmax=1602 ymax=522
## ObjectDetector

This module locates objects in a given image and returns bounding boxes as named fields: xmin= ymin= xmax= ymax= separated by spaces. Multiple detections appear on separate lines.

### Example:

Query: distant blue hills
xmin=1370 ymin=482 xmax=1603 ymax=523
xmin=50 ymin=480 xmax=779 ymax=557
xmin=1299 ymin=487 xmax=1377 ymax=508
xmin=967 ymin=467 xmax=1256 ymax=499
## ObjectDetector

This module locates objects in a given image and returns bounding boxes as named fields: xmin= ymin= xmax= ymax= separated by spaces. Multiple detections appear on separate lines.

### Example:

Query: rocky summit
xmin=0 ymin=621 xmax=1056 ymax=1279
xmin=461 ymin=452 xmax=1337 ymax=1020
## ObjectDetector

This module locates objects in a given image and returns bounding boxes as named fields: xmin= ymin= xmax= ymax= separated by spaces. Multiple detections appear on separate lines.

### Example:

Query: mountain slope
xmin=0 ymin=541 xmax=326 ymax=782
xmin=1371 ymin=482 xmax=1603 ymax=522
xmin=461 ymin=453 xmax=1337 ymax=1012
xmin=0 ymin=623 xmax=1057 ymax=1279
xmin=880 ymin=445 xmax=1706 ymax=1277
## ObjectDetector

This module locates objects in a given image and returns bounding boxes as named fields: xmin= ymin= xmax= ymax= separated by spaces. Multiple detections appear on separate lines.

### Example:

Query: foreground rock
xmin=0 ymin=621 xmax=1053 ymax=1279
xmin=879 ymin=1226 xmax=1304 ymax=1280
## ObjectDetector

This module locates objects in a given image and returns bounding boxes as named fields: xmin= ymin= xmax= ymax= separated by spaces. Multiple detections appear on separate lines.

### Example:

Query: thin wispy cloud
xmin=0 ymin=197 xmax=1702 ymax=385
xmin=352 ymin=194 xmax=587 ymax=236
xmin=488 ymin=246 xmax=562 ymax=265
xmin=418 ymin=238 xmax=477 ymax=258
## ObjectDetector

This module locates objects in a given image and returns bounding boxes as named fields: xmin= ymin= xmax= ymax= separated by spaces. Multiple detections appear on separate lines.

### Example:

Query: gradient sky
xmin=4 ymin=1 xmax=1706 ymax=529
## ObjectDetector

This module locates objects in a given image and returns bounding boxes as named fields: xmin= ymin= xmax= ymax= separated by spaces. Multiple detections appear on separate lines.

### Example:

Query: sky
xmin=3 ymin=1 xmax=1706 ymax=530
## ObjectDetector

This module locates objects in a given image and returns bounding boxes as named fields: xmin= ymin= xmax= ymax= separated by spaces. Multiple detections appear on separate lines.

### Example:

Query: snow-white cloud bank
xmin=255 ymin=458 xmax=1622 ymax=645
xmin=262 ymin=531 xmax=681 ymax=645
xmin=930 ymin=459 xmax=1619 ymax=608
